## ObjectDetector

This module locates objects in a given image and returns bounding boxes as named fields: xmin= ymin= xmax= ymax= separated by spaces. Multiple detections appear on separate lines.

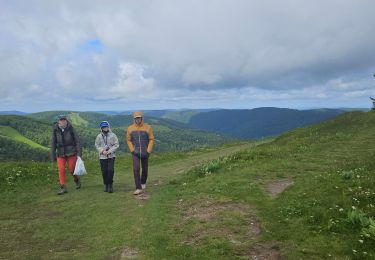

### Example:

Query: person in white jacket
xmin=95 ymin=121 xmax=119 ymax=193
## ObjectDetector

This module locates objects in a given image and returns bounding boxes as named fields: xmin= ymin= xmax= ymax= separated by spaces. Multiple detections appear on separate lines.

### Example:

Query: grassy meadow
xmin=1 ymin=111 xmax=375 ymax=259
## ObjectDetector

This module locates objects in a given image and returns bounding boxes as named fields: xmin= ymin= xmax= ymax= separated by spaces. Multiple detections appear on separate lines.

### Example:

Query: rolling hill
xmin=0 ymin=112 xmax=231 ymax=161
xmin=0 ymin=126 xmax=48 ymax=150
xmin=188 ymin=107 xmax=346 ymax=139
xmin=1 ymin=110 xmax=375 ymax=258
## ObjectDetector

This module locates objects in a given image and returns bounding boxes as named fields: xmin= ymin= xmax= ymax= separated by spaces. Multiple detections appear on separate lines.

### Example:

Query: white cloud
xmin=1 ymin=0 xmax=375 ymax=111
xmin=109 ymin=62 xmax=156 ymax=98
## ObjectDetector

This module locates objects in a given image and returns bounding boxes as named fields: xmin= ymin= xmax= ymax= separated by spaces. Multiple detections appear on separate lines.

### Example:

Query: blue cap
xmin=57 ymin=114 xmax=67 ymax=120
xmin=100 ymin=121 xmax=110 ymax=128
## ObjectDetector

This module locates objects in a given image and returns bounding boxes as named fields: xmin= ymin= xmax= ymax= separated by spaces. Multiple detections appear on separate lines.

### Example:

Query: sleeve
xmin=95 ymin=134 xmax=103 ymax=154
xmin=71 ymin=127 xmax=82 ymax=157
xmin=108 ymin=133 xmax=120 ymax=153
xmin=51 ymin=128 xmax=56 ymax=161
xmin=147 ymin=125 xmax=154 ymax=153
xmin=126 ymin=127 xmax=134 ymax=153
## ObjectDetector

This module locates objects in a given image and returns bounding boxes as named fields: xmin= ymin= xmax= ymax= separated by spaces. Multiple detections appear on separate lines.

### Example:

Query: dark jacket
xmin=51 ymin=122 xmax=81 ymax=160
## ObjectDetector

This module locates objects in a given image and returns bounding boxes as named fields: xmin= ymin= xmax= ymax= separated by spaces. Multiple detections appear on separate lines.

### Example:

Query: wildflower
xmin=359 ymin=240 xmax=364 ymax=244
xmin=339 ymin=208 xmax=344 ymax=212
xmin=353 ymin=249 xmax=357 ymax=253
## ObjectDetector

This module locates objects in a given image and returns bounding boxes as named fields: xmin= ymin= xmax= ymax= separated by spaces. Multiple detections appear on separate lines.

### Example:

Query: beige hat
xmin=133 ymin=111 xmax=143 ymax=118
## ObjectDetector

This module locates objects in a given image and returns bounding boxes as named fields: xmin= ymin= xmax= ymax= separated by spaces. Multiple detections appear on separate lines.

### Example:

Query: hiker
xmin=51 ymin=115 xmax=82 ymax=195
xmin=126 ymin=111 xmax=154 ymax=195
xmin=95 ymin=121 xmax=119 ymax=193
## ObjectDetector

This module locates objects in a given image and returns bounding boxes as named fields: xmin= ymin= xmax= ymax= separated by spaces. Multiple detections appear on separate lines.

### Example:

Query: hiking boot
xmin=141 ymin=184 xmax=146 ymax=190
xmin=108 ymin=184 xmax=113 ymax=193
xmin=58 ymin=185 xmax=67 ymax=195
xmin=133 ymin=189 xmax=143 ymax=195
xmin=104 ymin=184 xmax=108 ymax=192
xmin=75 ymin=179 xmax=81 ymax=189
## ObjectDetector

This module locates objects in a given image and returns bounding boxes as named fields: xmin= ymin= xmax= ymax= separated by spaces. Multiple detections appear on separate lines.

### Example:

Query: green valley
xmin=0 ymin=112 xmax=231 ymax=161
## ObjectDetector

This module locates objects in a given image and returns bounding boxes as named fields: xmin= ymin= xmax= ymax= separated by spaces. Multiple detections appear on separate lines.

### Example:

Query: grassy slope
xmin=0 ymin=142 xmax=259 ymax=259
xmin=69 ymin=112 xmax=89 ymax=127
xmin=1 ymin=111 xmax=375 ymax=259
xmin=0 ymin=126 xmax=49 ymax=150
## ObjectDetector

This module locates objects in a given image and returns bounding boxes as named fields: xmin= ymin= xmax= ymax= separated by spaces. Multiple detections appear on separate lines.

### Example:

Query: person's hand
xmin=102 ymin=150 xmax=108 ymax=155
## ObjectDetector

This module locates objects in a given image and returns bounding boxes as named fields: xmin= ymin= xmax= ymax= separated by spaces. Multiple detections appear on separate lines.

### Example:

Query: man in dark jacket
xmin=51 ymin=115 xmax=82 ymax=195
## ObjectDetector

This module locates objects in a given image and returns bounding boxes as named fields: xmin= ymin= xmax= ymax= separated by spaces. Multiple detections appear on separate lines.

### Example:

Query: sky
xmin=1 ymin=0 xmax=375 ymax=112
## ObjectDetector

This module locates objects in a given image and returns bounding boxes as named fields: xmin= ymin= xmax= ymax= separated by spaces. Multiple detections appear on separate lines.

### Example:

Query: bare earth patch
xmin=265 ymin=179 xmax=294 ymax=197
xmin=177 ymin=199 xmax=262 ymax=246
xmin=120 ymin=247 xmax=139 ymax=259
xmin=250 ymin=243 xmax=282 ymax=260
xmin=134 ymin=191 xmax=151 ymax=200
xmin=177 ymin=197 xmax=282 ymax=258
xmin=43 ymin=211 xmax=63 ymax=219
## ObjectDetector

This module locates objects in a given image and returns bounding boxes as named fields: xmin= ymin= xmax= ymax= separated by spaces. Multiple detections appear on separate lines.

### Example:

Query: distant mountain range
xmin=187 ymin=107 xmax=347 ymax=139
xmin=0 ymin=107 xmax=367 ymax=143
xmin=0 ymin=111 xmax=28 ymax=115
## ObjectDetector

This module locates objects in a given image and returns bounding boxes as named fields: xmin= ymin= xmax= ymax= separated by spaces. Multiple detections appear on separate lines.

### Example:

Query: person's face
xmin=134 ymin=117 xmax=142 ymax=125
xmin=58 ymin=118 xmax=67 ymax=127
xmin=101 ymin=127 xmax=109 ymax=132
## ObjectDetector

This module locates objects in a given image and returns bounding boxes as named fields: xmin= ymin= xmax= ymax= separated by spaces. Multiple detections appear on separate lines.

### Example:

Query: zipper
xmin=138 ymin=130 xmax=142 ymax=156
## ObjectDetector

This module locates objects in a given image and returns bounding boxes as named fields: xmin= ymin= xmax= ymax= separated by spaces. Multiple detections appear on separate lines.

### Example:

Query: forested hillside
xmin=0 ymin=112 xmax=231 ymax=161
xmin=188 ymin=107 xmax=345 ymax=139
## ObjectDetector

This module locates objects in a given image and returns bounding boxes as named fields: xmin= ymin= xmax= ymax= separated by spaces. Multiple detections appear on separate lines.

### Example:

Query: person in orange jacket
xmin=126 ymin=111 xmax=154 ymax=195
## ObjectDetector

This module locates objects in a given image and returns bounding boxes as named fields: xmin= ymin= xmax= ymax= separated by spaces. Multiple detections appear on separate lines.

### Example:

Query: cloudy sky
xmin=1 ymin=0 xmax=375 ymax=112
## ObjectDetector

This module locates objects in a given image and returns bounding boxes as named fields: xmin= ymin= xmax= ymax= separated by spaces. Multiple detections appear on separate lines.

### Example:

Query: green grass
xmin=0 ymin=142 xmax=259 ymax=259
xmin=0 ymin=126 xmax=49 ymax=150
xmin=1 ymin=111 xmax=375 ymax=259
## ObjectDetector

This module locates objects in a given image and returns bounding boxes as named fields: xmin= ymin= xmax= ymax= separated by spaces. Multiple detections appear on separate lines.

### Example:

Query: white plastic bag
xmin=73 ymin=156 xmax=87 ymax=176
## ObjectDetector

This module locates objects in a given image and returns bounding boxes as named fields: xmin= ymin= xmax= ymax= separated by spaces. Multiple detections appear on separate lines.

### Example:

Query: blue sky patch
xmin=80 ymin=39 xmax=104 ymax=54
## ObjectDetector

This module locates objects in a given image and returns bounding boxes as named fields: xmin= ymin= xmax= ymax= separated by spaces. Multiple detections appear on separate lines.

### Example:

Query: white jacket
xmin=95 ymin=131 xmax=119 ymax=159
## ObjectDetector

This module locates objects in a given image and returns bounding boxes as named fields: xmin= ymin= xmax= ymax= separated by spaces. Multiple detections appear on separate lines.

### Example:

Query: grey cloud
xmin=1 ymin=0 xmax=375 ymax=111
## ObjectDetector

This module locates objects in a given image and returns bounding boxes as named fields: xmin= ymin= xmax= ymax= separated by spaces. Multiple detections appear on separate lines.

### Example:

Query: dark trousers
xmin=132 ymin=154 xmax=148 ymax=189
xmin=100 ymin=158 xmax=115 ymax=185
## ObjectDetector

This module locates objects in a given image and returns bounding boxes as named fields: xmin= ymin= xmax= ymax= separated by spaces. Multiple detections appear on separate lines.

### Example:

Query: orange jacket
xmin=126 ymin=120 xmax=154 ymax=157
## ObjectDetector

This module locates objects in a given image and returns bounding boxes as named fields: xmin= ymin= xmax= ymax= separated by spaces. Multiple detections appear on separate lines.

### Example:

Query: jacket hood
xmin=53 ymin=120 xmax=72 ymax=130
xmin=100 ymin=121 xmax=112 ymax=132
xmin=133 ymin=111 xmax=144 ymax=126
xmin=133 ymin=111 xmax=143 ymax=118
